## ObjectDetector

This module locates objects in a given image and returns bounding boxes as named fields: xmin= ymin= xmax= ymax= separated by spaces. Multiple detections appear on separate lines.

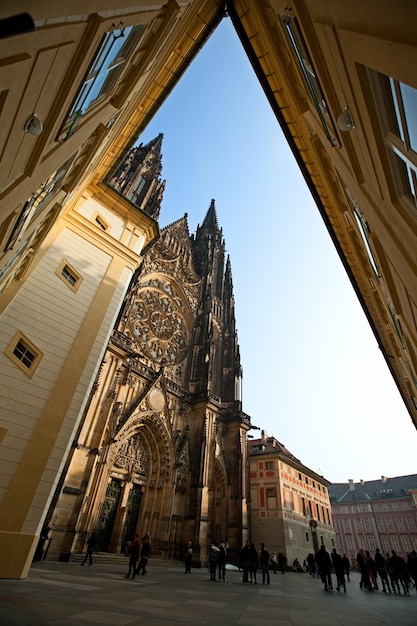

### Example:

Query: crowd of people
xmin=355 ymin=547 xmax=417 ymax=594
xmin=308 ymin=545 xmax=417 ymax=595
xmin=81 ymin=530 xmax=417 ymax=597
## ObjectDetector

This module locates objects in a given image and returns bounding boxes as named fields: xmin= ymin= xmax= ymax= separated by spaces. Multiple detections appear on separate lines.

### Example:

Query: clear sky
xmin=137 ymin=18 xmax=417 ymax=484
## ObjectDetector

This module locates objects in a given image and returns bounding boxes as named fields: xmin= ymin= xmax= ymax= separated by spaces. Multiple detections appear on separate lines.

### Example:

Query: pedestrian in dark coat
xmin=184 ymin=540 xmax=193 ymax=574
xmin=277 ymin=551 xmax=287 ymax=574
xmin=249 ymin=543 xmax=259 ymax=584
xmin=208 ymin=541 xmax=220 ymax=581
xmin=136 ymin=532 xmax=151 ymax=575
xmin=125 ymin=534 xmax=140 ymax=579
xmin=331 ymin=548 xmax=346 ymax=592
xmin=260 ymin=543 xmax=270 ymax=584
xmin=316 ymin=545 xmax=333 ymax=591
xmin=357 ymin=548 xmax=373 ymax=591
xmin=374 ymin=548 xmax=391 ymax=593
xmin=341 ymin=554 xmax=350 ymax=581
xmin=407 ymin=550 xmax=417 ymax=593
xmin=241 ymin=540 xmax=251 ymax=583
xmin=81 ymin=530 xmax=97 ymax=566
xmin=218 ymin=539 xmax=228 ymax=581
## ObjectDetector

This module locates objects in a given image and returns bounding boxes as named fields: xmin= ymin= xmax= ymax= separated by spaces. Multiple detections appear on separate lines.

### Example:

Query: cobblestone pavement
xmin=1 ymin=561 xmax=416 ymax=625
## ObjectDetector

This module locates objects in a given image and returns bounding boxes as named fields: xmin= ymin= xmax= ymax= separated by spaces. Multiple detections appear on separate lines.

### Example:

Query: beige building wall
xmin=0 ymin=185 xmax=158 ymax=577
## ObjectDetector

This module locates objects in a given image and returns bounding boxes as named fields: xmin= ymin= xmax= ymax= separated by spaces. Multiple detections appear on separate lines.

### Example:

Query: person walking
xmin=357 ymin=548 xmax=372 ymax=591
xmin=316 ymin=545 xmax=333 ymax=591
xmin=241 ymin=540 xmax=251 ymax=583
xmin=81 ymin=529 xmax=97 ymax=566
xmin=184 ymin=540 xmax=193 ymax=574
xmin=136 ymin=532 xmax=151 ymax=575
xmin=342 ymin=554 xmax=350 ymax=581
xmin=306 ymin=553 xmax=316 ymax=577
xmin=260 ymin=543 xmax=270 ymax=585
xmin=270 ymin=551 xmax=278 ymax=574
xmin=208 ymin=541 xmax=220 ymax=581
xmin=374 ymin=548 xmax=391 ymax=593
xmin=331 ymin=548 xmax=346 ymax=592
xmin=277 ymin=551 xmax=287 ymax=574
xmin=365 ymin=550 xmax=378 ymax=589
xmin=407 ymin=550 xmax=417 ymax=593
xmin=389 ymin=550 xmax=409 ymax=594
xmin=125 ymin=534 xmax=141 ymax=579
xmin=249 ymin=542 xmax=259 ymax=584
xmin=218 ymin=539 xmax=228 ymax=582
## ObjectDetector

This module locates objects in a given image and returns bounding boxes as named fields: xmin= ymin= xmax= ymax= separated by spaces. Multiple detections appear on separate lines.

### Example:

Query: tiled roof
xmin=329 ymin=475 xmax=417 ymax=503
xmin=248 ymin=436 xmax=329 ymax=484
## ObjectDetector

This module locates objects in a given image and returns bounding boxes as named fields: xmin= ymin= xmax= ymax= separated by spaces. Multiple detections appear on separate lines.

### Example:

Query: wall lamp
xmin=337 ymin=108 xmax=355 ymax=132
xmin=24 ymin=113 xmax=43 ymax=136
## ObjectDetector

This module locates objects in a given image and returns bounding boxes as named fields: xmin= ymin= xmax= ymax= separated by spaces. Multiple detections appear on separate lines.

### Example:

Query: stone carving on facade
xmin=110 ymin=408 xmax=173 ymax=485
xmin=114 ymin=432 xmax=148 ymax=475
xmin=173 ymin=428 xmax=189 ymax=492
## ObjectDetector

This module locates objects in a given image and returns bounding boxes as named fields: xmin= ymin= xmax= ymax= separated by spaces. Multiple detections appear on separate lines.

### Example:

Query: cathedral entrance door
xmin=121 ymin=484 xmax=143 ymax=554
xmin=97 ymin=478 xmax=122 ymax=551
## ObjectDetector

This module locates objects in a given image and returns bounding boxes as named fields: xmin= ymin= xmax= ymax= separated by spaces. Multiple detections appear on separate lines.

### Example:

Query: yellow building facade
xmin=0 ymin=1 xmax=417 ymax=578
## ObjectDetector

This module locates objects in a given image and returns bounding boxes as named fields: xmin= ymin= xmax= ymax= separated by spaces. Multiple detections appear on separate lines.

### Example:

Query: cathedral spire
xmin=192 ymin=199 xmax=224 ymax=278
xmin=107 ymin=133 xmax=165 ymax=220
xmin=201 ymin=198 xmax=218 ymax=232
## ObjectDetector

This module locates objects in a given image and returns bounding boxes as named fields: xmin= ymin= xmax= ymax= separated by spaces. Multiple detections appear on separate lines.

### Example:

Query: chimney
xmin=348 ymin=479 xmax=355 ymax=491
xmin=381 ymin=476 xmax=387 ymax=484
xmin=360 ymin=479 xmax=365 ymax=485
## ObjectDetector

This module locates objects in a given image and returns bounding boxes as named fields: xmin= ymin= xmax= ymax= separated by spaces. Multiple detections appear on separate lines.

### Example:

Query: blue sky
xmin=138 ymin=18 xmax=417 ymax=483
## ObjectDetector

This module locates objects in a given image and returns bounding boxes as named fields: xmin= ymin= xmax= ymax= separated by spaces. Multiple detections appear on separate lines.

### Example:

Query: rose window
xmin=128 ymin=286 xmax=188 ymax=364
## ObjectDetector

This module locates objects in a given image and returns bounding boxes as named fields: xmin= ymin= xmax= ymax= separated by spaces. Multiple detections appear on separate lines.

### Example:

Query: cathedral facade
xmin=46 ymin=139 xmax=251 ymax=566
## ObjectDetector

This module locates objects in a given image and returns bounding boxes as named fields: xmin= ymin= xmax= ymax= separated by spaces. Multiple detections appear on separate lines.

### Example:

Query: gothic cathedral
xmin=46 ymin=136 xmax=252 ymax=565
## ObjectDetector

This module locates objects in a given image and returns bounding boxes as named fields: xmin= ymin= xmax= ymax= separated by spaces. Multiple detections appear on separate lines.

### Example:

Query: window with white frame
xmin=3 ymin=155 xmax=76 ymax=252
xmin=402 ymin=536 xmax=411 ymax=552
xmin=62 ymin=23 xmax=145 ymax=138
xmin=381 ymin=536 xmax=389 ymax=552
xmin=391 ymin=536 xmax=400 ymax=551
xmin=371 ymin=71 xmax=417 ymax=208
xmin=280 ymin=14 xmax=337 ymax=145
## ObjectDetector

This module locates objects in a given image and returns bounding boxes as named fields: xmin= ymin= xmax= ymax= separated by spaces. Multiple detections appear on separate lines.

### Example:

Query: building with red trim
xmin=249 ymin=432 xmax=337 ymax=565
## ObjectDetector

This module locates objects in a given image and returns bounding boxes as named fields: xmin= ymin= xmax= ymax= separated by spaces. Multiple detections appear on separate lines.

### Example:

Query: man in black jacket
xmin=260 ymin=543 xmax=270 ymax=585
